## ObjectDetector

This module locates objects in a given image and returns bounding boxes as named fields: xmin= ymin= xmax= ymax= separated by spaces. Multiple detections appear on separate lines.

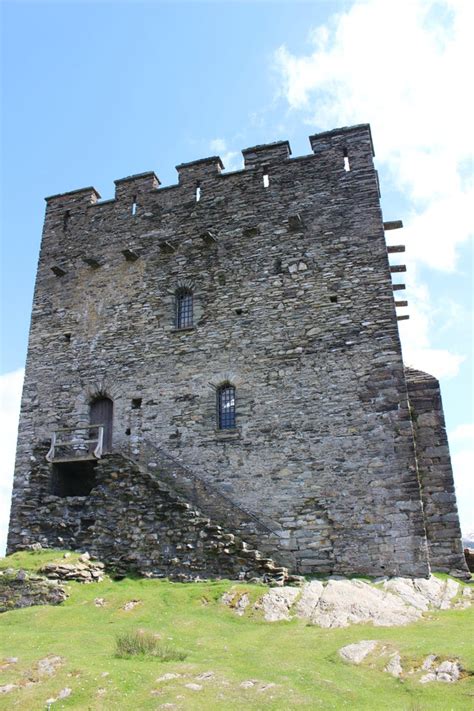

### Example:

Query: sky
xmin=0 ymin=0 xmax=472 ymax=555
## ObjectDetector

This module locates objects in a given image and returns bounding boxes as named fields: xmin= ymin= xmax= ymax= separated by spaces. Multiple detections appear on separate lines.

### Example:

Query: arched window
xmin=175 ymin=288 xmax=193 ymax=328
xmin=217 ymin=383 xmax=236 ymax=430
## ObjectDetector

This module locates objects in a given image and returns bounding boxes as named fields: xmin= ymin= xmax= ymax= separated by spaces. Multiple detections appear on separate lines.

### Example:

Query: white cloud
xmin=209 ymin=138 xmax=227 ymax=153
xmin=209 ymin=138 xmax=242 ymax=172
xmin=450 ymin=423 xmax=474 ymax=443
xmin=0 ymin=368 xmax=24 ymax=556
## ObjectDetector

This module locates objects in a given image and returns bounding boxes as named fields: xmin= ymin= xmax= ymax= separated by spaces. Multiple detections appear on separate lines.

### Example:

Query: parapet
xmin=43 ymin=124 xmax=377 ymax=211
xmin=242 ymin=140 xmax=291 ymax=169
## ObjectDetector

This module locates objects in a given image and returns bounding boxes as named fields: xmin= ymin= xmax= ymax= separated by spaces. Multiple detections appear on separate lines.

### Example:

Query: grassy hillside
xmin=0 ymin=550 xmax=473 ymax=710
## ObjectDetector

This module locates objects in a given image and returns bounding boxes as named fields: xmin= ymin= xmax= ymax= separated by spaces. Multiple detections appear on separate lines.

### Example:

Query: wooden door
xmin=90 ymin=397 xmax=113 ymax=453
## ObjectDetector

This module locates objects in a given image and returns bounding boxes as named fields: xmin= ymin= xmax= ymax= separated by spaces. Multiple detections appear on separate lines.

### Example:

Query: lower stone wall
xmin=7 ymin=451 xmax=287 ymax=582
xmin=406 ymin=368 xmax=468 ymax=576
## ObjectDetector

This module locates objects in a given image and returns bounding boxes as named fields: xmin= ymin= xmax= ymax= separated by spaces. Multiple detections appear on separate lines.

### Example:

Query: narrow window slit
xmin=195 ymin=183 xmax=201 ymax=202
xmin=131 ymin=398 xmax=142 ymax=410
xmin=263 ymin=172 xmax=270 ymax=188
xmin=64 ymin=332 xmax=71 ymax=343
xmin=63 ymin=210 xmax=70 ymax=232
xmin=343 ymin=148 xmax=350 ymax=172
xmin=131 ymin=197 xmax=137 ymax=215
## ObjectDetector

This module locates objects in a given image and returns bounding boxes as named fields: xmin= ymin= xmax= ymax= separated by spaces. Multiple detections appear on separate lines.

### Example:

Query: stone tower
xmin=7 ymin=124 xmax=468 ymax=579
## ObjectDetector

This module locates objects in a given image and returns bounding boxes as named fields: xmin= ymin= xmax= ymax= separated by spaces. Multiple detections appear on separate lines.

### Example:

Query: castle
xmin=7 ymin=123 xmax=469 ymax=580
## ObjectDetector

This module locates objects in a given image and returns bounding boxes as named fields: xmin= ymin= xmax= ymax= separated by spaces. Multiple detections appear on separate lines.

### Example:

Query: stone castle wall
xmin=8 ymin=123 xmax=465 ymax=577
xmin=406 ymin=369 xmax=467 ymax=573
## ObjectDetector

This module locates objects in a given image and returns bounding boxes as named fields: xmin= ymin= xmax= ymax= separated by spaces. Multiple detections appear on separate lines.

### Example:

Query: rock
xmin=385 ymin=653 xmax=403 ymax=677
xmin=37 ymin=655 xmax=63 ymax=676
xmin=308 ymin=579 xmax=420 ymax=628
xmin=254 ymin=586 xmax=300 ymax=621
xmin=221 ymin=591 xmax=249 ymax=616
xmin=384 ymin=576 xmax=460 ymax=612
xmin=240 ymin=680 xmax=255 ymax=688
xmin=184 ymin=683 xmax=202 ymax=691
xmin=40 ymin=558 xmax=104 ymax=583
xmin=436 ymin=660 xmax=461 ymax=681
xmin=196 ymin=671 xmax=214 ymax=680
xmin=122 ymin=599 xmax=141 ymax=611
xmin=0 ymin=684 xmax=18 ymax=694
xmin=421 ymin=654 xmax=437 ymax=670
xmin=58 ymin=687 xmax=72 ymax=699
xmin=339 ymin=640 xmax=378 ymax=664
xmin=0 ymin=571 xmax=68 ymax=613
xmin=157 ymin=673 xmax=181 ymax=682
xmin=419 ymin=659 xmax=461 ymax=683
xmin=294 ymin=580 xmax=323 ymax=618
xmin=94 ymin=597 xmax=106 ymax=607
xmin=420 ymin=672 xmax=436 ymax=684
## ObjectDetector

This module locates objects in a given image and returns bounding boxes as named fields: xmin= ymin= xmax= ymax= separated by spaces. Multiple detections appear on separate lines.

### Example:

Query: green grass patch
xmin=0 ymin=550 xmax=473 ymax=710
xmin=115 ymin=630 xmax=187 ymax=661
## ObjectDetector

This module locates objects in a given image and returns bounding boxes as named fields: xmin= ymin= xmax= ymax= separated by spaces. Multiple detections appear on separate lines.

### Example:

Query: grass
xmin=0 ymin=549 xmax=472 ymax=710
xmin=115 ymin=630 xmax=187 ymax=661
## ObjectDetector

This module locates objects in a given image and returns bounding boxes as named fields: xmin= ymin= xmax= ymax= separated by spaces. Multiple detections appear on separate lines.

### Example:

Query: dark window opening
xmin=131 ymin=197 xmax=137 ymax=215
xmin=196 ymin=182 xmax=201 ymax=202
xmin=125 ymin=427 xmax=131 ymax=436
xmin=343 ymin=147 xmax=350 ymax=172
xmin=131 ymin=398 xmax=142 ymax=409
xmin=217 ymin=384 xmax=236 ymax=430
xmin=330 ymin=295 xmax=338 ymax=303
xmin=176 ymin=288 xmax=193 ymax=328
xmin=52 ymin=460 xmax=97 ymax=497
xmin=63 ymin=210 xmax=70 ymax=232
xmin=64 ymin=332 xmax=71 ymax=342
xmin=218 ymin=273 xmax=226 ymax=286
xmin=235 ymin=308 xmax=243 ymax=315
xmin=274 ymin=257 xmax=282 ymax=274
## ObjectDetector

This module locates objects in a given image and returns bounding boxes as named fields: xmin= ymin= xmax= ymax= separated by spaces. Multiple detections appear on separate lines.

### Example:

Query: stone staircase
xmin=122 ymin=439 xmax=295 ymax=572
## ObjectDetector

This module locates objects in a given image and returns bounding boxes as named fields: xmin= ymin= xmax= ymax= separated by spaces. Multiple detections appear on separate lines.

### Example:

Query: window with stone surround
xmin=217 ymin=383 xmax=236 ymax=429
xmin=175 ymin=288 xmax=193 ymax=328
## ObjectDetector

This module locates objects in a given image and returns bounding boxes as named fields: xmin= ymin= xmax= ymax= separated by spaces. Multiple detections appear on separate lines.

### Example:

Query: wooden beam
xmin=390 ymin=264 xmax=406 ymax=273
xmin=199 ymin=230 xmax=218 ymax=245
xmin=397 ymin=315 xmax=410 ymax=321
xmin=83 ymin=257 xmax=101 ymax=268
xmin=392 ymin=284 xmax=406 ymax=291
xmin=159 ymin=241 xmax=176 ymax=254
xmin=384 ymin=220 xmax=403 ymax=230
xmin=288 ymin=214 xmax=303 ymax=231
xmin=395 ymin=300 xmax=408 ymax=307
xmin=122 ymin=248 xmax=139 ymax=262
xmin=387 ymin=245 xmax=405 ymax=253
xmin=51 ymin=265 xmax=67 ymax=277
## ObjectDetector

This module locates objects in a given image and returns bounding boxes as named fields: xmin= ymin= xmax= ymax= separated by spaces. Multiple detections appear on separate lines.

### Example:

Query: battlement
xmin=44 ymin=124 xmax=376 ymax=213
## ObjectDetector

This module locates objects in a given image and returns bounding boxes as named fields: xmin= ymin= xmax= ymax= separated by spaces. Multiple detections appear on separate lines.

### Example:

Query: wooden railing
xmin=46 ymin=425 xmax=105 ymax=462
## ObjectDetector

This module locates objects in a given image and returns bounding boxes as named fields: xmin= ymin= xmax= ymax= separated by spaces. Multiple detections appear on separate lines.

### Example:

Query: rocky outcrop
xmin=338 ymin=641 xmax=464 ymax=684
xmin=223 ymin=575 xmax=471 ymax=627
xmin=0 ymin=569 xmax=67 ymax=613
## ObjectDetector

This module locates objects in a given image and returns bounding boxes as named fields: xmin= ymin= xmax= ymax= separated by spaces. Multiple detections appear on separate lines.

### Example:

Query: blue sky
xmin=1 ymin=0 xmax=473 ymax=552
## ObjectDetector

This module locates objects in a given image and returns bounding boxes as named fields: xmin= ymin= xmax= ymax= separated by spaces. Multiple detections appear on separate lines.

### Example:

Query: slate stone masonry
xmin=7 ymin=123 xmax=468 ymax=578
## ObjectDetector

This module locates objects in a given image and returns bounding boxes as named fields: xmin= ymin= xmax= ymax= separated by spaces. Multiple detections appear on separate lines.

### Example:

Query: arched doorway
xmin=90 ymin=396 xmax=113 ymax=453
